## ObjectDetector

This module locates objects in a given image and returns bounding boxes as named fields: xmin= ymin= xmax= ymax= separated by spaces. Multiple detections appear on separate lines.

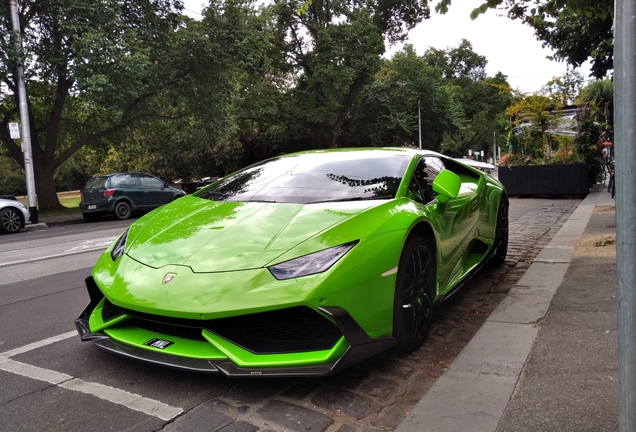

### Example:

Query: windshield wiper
xmin=311 ymin=195 xmax=393 ymax=204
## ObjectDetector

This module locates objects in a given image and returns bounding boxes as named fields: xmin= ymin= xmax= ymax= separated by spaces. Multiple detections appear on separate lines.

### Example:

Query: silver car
xmin=0 ymin=196 xmax=31 ymax=234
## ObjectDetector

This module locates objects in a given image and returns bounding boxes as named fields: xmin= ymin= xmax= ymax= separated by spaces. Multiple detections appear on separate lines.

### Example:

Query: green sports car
xmin=75 ymin=148 xmax=508 ymax=376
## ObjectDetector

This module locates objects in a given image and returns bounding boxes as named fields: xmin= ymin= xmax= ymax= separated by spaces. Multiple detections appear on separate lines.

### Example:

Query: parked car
xmin=76 ymin=148 xmax=509 ymax=376
xmin=0 ymin=195 xmax=31 ymax=234
xmin=80 ymin=173 xmax=186 ymax=222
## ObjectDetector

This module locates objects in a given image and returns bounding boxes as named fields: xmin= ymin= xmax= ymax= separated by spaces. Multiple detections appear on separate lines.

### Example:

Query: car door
xmin=111 ymin=173 xmax=144 ymax=209
xmin=408 ymin=157 xmax=480 ymax=294
xmin=138 ymin=174 xmax=173 ymax=208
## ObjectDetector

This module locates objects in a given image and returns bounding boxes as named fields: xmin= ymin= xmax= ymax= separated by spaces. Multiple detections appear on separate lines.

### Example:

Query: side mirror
xmin=432 ymin=169 xmax=461 ymax=203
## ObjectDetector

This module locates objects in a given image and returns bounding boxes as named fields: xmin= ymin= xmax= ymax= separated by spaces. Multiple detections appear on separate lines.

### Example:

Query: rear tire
xmin=0 ymin=207 xmax=24 ymax=234
xmin=393 ymin=236 xmax=436 ymax=352
xmin=491 ymin=198 xmax=509 ymax=265
xmin=114 ymin=201 xmax=132 ymax=220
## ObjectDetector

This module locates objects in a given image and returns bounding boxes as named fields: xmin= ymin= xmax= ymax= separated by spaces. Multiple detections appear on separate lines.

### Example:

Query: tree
xmin=506 ymin=93 xmax=558 ymax=159
xmin=576 ymin=78 xmax=613 ymax=185
xmin=540 ymin=70 xmax=584 ymax=106
xmin=422 ymin=39 xmax=487 ymax=81
xmin=204 ymin=0 xmax=299 ymax=168
xmin=271 ymin=0 xmax=431 ymax=149
xmin=347 ymin=46 xmax=463 ymax=150
xmin=423 ymin=40 xmax=512 ymax=158
xmin=505 ymin=72 xmax=584 ymax=163
xmin=0 ymin=0 xmax=241 ymax=211
xmin=439 ymin=0 xmax=614 ymax=79
xmin=577 ymin=78 xmax=613 ymax=121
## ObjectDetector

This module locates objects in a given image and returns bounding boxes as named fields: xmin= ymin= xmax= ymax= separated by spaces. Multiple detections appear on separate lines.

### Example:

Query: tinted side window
xmin=408 ymin=159 xmax=435 ymax=204
xmin=423 ymin=157 xmax=445 ymax=181
xmin=139 ymin=175 xmax=164 ymax=188
xmin=112 ymin=174 xmax=137 ymax=187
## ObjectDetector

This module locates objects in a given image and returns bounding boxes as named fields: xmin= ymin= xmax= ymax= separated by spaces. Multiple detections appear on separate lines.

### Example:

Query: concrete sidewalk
xmin=26 ymin=212 xmax=84 ymax=229
xmin=396 ymin=186 xmax=618 ymax=432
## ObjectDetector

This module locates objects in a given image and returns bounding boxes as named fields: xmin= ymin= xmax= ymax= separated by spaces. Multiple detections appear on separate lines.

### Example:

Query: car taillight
xmin=104 ymin=188 xmax=115 ymax=197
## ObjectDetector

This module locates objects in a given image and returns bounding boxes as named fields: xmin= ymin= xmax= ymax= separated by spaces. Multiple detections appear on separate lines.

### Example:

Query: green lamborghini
xmin=75 ymin=148 xmax=508 ymax=376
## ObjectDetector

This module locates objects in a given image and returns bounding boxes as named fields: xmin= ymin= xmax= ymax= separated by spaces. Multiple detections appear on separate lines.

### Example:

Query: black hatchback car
xmin=80 ymin=172 xmax=186 ymax=222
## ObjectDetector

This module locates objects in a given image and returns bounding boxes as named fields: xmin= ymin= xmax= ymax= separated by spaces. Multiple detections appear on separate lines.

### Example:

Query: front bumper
xmin=75 ymin=276 xmax=396 ymax=377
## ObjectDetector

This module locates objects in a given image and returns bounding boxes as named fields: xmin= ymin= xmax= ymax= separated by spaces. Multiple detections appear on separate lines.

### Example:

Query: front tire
xmin=114 ymin=201 xmax=132 ymax=220
xmin=0 ymin=207 xmax=24 ymax=234
xmin=491 ymin=198 xmax=509 ymax=265
xmin=393 ymin=236 xmax=436 ymax=352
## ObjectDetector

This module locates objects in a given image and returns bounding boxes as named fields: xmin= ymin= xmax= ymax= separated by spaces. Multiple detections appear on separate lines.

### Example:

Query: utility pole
xmin=614 ymin=0 xmax=635 ymax=430
xmin=418 ymin=100 xmax=422 ymax=150
xmin=9 ymin=0 xmax=38 ymax=223
xmin=493 ymin=131 xmax=497 ymax=165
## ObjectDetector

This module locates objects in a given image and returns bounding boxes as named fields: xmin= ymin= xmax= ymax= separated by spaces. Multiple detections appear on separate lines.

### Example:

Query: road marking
xmin=0 ymin=357 xmax=72 ymax=385
xmin=0 ymin=333 xmax=183 ymax=421
xmin=0 ymin=236 xmax=116 ymax=269
xmin=65 ymin=238 xmax=116 ymax=252
xmin=60 ymin=379 xmax=183 ymax=421
xmin=0 ymin=331 xmax=76 ymax=358
xmin=0 ymin=245 xmax=112 ymax=268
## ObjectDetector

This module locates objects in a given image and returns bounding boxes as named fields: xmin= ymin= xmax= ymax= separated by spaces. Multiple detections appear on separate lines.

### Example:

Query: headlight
xmin=268 ymin=241 xmax=358 ymax=280
xmin=17 ymin=202 xmax=28 ymax=210
xmin=111 ymin=228 xmax=130 ymax=261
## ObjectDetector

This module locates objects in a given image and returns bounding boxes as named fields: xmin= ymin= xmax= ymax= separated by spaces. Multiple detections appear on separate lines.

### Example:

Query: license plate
xmin=87 ymin=205 xmax=97 ymax=210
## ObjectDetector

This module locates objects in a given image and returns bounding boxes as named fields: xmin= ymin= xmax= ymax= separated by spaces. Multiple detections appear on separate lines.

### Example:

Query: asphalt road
xmin=0 ymin=198 xmax=580 ymax=432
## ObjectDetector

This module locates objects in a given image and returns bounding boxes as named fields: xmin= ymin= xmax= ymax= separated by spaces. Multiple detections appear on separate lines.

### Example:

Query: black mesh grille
xmin=102 ymin=300 xmax=125 ymax=322
xmin=102 ymin=300 xmax=342 ymax=354
xmin=131 ymin=318 xmax=207 ymax=342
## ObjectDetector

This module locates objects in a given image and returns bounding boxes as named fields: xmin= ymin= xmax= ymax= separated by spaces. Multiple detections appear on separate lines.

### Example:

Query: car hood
xmin=0 ymin=198 xmax=29 ymax=213
xmin=0 ymin=198 xmax=19 ymax=206
xmin=126 ymin=196 xmax=380 ymax=272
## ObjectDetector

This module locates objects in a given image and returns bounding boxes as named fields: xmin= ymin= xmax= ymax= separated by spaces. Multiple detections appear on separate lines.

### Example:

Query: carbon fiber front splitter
xmin=75 ymin=305 xmax=397 ymax=377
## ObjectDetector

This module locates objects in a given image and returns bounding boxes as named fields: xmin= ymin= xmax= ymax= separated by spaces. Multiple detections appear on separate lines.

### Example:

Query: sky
xmin=181 ymin=1 xmax=592 ymax=94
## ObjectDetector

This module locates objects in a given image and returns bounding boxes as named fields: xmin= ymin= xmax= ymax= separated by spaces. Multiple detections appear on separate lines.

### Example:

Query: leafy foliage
xmin=450 ymin=0 xmax=614 ymax=79
xmin=576 ymin=79 xmax=613 ymax=185
xmin=0 ymin=0 xmax=189 ymax=210
xmin=348 ymin=45 xmax=463 ymax=150
xmin=502 ymin=74 xmax=610 ymax=186
xmin=0 ymin=0 xmax=531 ymax=203
xmin=422 ymin=41 xmax=512 ymax=159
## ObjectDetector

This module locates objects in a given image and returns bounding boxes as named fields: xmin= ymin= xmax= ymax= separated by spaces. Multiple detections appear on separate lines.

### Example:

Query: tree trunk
xmin=33 ymin=155 xmax=63 ymax=212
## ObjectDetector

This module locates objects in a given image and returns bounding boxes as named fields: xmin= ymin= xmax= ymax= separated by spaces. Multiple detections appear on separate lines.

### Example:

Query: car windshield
xmin=198 ymin=151 xmax=411 ymax=204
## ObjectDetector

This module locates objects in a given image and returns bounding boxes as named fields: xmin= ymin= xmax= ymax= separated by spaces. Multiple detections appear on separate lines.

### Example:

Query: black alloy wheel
xmin=393 ymin=236 xmax=436 ymax=352
xmin=491 ymin=198 xmax=509 ymax=265
xmin=114 ymin=201 xmax=132 ymax=220
xmin=0 ymin=207 xmax=24 ymax=234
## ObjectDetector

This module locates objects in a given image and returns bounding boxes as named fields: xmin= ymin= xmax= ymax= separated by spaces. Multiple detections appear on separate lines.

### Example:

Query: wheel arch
xmin=406 ymin=221 xmax=439 ymax=296
xmin=407 ymin=222 xmax=437 ymax=257
xmin=0 ymin=206 xmax=25 ymax=233
xmin=114 ymin=197 xmax=135 ymax=210
xmin=499 ymin=191 xmax=509 ymax=208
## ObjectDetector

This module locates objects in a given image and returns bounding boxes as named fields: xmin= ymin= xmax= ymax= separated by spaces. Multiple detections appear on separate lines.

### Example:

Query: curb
xmin=396 ymin=189 xmax=611 ymax=432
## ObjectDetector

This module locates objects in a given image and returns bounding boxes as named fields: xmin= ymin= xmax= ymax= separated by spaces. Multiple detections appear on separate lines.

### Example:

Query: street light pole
xmin=614 ymin=0 xmax=636 ymax=430
xmin=418 ymin=100 xmax=422 ymax=150
xmin=9 ymin=0 xmax=38 ymax=223
xmin=493 ymin=131 xmax=497 ymax=165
